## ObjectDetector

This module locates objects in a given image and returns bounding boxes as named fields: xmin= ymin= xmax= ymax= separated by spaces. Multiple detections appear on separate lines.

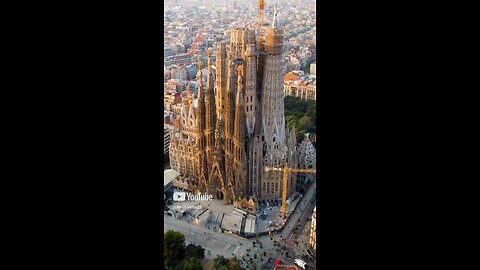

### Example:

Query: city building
xmin=164 ymin=92 xmax=182 ymax=112
xmin=164 ymin=79 xmax=184 ymax=95
xmin=310 ymin=62 xmax=316 ymax=75
xmin=310 ymin=206 xmax=316 ymax=251
xmin=283 ymin=70 xmax=316 ymax=100
xmin=167 ymin=64 xmax=188 ymax=80
xmin=164 ymin=126 xmax=171 ymax=156
xmin=164 ymin=53 xmax=194 ymax=66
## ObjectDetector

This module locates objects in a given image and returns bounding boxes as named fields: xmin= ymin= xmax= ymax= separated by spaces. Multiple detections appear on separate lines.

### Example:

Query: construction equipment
xmin=265 ymin=162 xmax=316 ymax=219
xmin=258 ymin=0 xmax=264 ymax=32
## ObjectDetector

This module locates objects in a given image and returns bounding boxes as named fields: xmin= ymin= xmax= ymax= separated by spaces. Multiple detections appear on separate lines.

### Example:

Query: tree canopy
xmin=213 ymin=255 xmax=245 ymax=270
xmin=284 ymin=96 xmax=316 ymax=141
xmin=164 ymin=230 xmax=204 ymax=270
xmin=185 ymin=244 xmax=205 ymax=259
xmin=164 ymin=230 xmax=186 ymax=267
xmin=176 ymin=256 xmax=203 ymax=270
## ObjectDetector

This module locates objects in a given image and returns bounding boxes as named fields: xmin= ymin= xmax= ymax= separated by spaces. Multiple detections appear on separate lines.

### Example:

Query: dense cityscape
xmin=164 ymin=0 xmax=317 ymax=269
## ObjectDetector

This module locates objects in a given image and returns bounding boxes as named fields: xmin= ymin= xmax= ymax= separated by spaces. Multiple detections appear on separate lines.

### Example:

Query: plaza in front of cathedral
xmin=165 ymin=176 xmax=315 ymax=238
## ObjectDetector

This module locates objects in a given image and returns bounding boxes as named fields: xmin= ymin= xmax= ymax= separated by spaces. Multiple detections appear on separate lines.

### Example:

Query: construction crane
xmin=258 ymin=0 xmax=264 ymax=32
xmin=265 ymin=162 xmax=316 ymax=219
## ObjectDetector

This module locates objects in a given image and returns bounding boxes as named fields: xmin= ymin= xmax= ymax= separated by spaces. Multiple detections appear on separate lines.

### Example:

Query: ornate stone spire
xmin=196 ymin=62 xmax=205 ymax=133
xmin=225 ymin=50 xmax=236 ymax=155
xmin=193 ymin=61 xmax=207 ymax=192
xmin=197 ymin=62 xmax=203 ymax=89
xmin=234 ymin=65 xmax=246 ymax=150
xmin=233 ymin=65 xmax=247 ymax=197
xmin=215 ymin=42 xmax=227 ymax=116
xmin=206 ymin=50 xmax=216 ymax=128
xmin=215 ymin=109 xmax=224 ymax=145
xmin=184 ymin=83 xmax=191 ymax=105
xmin=260 ymin=8 xmax=286 ymax=200
xmin=272 ymin=5 xmax=278 ymax=28
xmin=205 ymin=49 xmax=217 ymax=167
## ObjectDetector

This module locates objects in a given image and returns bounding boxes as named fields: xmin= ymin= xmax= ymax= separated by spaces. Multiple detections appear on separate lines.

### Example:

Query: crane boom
xmin=265 ymin=163 xmax=316 ymax=219
xmin=258 ymin=0 xmax=264 ymax=32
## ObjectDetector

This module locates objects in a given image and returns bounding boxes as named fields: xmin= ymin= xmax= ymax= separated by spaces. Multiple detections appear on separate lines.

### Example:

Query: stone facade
xmin=169 ymin=12 xmax=316 ymax=214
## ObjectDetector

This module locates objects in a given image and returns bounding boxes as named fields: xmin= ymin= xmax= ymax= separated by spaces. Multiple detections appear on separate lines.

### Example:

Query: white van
xmin=295 ymin=258 xmax=307 ymax=269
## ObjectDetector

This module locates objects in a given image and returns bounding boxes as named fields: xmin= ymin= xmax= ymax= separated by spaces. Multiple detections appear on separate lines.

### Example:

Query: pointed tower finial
xmin=272 ymin=5 xmax=278 ymax=28
xmin=184 ymin=83 xmax=191 ymax=105
xmin=207 ymin=49 xmax=212 ymax=70
xmin=197 ymin=61 xmax=203 ymax=79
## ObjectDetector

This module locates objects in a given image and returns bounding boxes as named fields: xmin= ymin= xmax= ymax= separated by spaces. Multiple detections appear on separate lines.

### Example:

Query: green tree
xmin=284 ymin=96 xmax=316 ymax=142
xmin=176 ymin=256 xmax=203 ymax=270
xmin=164 ymin=230 xmax=186 ymax=267
xmin=185 ymin=244 xmax=205 ymax=259
xmin=213 ymin=256 xmax=229 ymax=270
xmin=213 ymin=256 xmax=245 ymax=270
xmin=228 ymin=257 xmax=244 ymax=270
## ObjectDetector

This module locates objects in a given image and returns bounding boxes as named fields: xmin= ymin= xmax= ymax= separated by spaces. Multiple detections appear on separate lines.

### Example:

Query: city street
xmin=279 ymin=180 xmax=317 ymax=269
xmin=164 ymin=181 xmax=317 ymax=269
xmin=281 ymin=181 xmax=316 ymax=240
xmin=164 ymin=214 xmax=250 ymax=258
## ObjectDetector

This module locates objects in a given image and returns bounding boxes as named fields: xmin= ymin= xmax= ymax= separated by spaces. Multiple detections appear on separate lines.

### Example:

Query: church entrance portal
xmin=216 ymin=190 xmax=224 ymax=200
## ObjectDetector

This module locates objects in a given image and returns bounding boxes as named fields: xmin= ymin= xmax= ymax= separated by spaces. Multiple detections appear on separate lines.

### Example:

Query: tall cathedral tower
xmin=205 ymin=49 xmax=216 ymax=169
xmin=258 ymin=9 xmax=287 ymax=200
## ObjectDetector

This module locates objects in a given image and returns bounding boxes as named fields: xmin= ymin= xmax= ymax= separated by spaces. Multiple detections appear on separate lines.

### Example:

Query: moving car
xmin=295 ymin=258 xmax=307 ymax=269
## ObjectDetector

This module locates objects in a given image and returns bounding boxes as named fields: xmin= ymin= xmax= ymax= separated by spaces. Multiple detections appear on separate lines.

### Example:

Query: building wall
xmin=310 ymin=62 xmax=316 ymax=75
xmin=164 ymin=53 xmax=193 ymax=66
xmin=284 ymin=83 xmax=316 ymax=100
xmin=164 ymin=127 xmax=171 ymax=155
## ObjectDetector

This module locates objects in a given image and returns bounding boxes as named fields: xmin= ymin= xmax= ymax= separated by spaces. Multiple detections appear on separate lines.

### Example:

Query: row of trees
xmin=164 ymin=230 xmax=245 ymax=270
xmin=284 ymin=96 xmax=316 ymax=141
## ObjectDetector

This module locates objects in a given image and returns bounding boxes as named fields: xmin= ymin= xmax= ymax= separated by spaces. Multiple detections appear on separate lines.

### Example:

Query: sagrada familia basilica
xmin=169 ymin=10 xmax=316 ymax=214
